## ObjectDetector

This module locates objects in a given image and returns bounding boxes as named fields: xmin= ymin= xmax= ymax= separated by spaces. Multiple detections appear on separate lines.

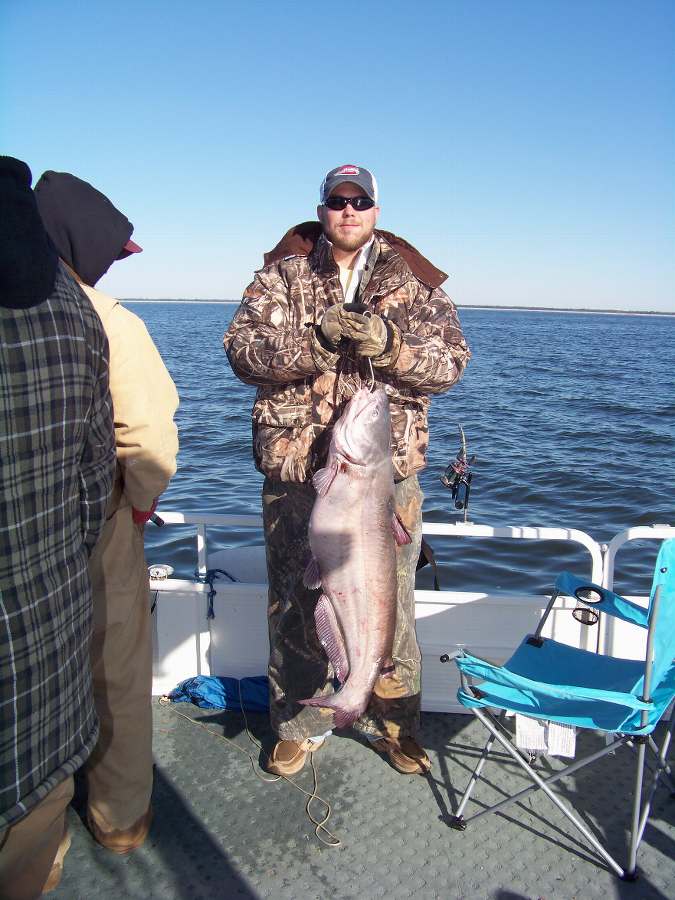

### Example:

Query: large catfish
xmin=299 ymin=387 xmax=411 ymax=728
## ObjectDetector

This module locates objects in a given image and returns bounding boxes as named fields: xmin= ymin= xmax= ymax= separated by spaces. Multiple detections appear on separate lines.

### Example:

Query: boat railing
xmin=422 ymin=521 xmax=604 ymax=582
xmin=157 ymin=512 xmax=263 ymax=586
xmin=598 ymin=523 xmax=675 ymax=655
xmin=603 ymin=523 xmax=675 ymax=588
xmin=154 ymin=512 xmax=605 ymax=590
xmin=149 ymin=513 xmax=673 ymax=706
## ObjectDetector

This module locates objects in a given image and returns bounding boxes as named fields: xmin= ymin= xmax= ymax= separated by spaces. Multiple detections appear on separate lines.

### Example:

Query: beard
xmin=324 ymin=222 xmax=375 ymax=253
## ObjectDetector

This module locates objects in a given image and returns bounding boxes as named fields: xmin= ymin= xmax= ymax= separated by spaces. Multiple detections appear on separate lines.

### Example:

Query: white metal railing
xmin=422 ymin=521 xmax=603 ymax=584
xmin=598 ymin=524 xmax=675 ymax=656
xmin=603 ymin=524 xmax=675 ymax=589
xmin=154 ymin=510 xmax=674 ymax=599
xmin=157 ymin=511 xmax=262 ymax=584
xmin=152 ymin=511 xmax=605 ymax=594
xmin=149 ymin=512 xmax=673 ymax=696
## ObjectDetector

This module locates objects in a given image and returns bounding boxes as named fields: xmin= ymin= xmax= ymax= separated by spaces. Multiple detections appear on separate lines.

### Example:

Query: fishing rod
xmin=418 ymin=426 xmax=476 ymax=590
xmin=440 ymin=425 xmax=476 ymax=523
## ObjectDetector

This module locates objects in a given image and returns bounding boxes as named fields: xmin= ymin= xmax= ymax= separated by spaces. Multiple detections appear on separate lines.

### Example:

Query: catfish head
xmin=331 ymin=388 xmax=391 ymax=467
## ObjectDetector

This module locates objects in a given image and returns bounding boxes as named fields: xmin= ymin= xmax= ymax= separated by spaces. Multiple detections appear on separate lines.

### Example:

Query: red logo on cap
xmin=336 ymin=165 xmax=360 ymax=175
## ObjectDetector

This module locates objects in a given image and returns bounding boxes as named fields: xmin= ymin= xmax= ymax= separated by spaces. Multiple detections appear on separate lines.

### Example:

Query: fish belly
xmin=303 ymin=469 xmax=397 ymax=727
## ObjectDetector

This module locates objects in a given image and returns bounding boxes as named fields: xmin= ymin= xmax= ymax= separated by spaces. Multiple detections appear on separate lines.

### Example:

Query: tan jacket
xmin=82 ymin=284 xmax=179 ymax=512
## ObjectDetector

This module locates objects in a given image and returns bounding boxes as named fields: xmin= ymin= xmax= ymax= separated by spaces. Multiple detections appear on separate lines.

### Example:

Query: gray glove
xmin=340 ymin=310 xmax=388 ymax=358
xmin=319 ymin=303 xmax=346 ymax=348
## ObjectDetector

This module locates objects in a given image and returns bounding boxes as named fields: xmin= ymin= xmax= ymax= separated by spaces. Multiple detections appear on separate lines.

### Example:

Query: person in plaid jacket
xmin=0 ymin=157 xmax=115 ymax=897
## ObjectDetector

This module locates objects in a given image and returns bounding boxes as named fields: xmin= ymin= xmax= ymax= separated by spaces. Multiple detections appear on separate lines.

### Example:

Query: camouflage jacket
xmin=223 ymin=227 xmax=470 ymax=482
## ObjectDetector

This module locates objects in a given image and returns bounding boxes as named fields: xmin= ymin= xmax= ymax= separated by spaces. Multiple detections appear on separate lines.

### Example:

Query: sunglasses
xmin=323 ymin=195 xmax=375 ymax=212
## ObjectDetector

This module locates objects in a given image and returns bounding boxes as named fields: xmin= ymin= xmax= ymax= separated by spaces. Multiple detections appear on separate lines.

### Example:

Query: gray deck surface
xmin=51 ymin=702 xmax=674 ymax=900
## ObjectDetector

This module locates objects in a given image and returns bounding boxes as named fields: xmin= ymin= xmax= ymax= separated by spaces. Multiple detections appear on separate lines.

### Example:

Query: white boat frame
xmin=150 ymin=514 xmax=674 ymax=712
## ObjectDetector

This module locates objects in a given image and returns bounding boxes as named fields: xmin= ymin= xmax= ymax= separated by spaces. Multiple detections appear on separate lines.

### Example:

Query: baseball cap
xmin=319 ymin=164 xmax=379 ymax=203
xmin=117 ymin=237 xmax=143 ymax=259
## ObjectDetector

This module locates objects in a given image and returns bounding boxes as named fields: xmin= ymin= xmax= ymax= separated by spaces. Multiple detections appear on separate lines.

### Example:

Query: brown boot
xmin=370 ymin=736 xmax=432 ymax=775
xmin=87 ymin=806 xmax=152 ymax=855
xmin=266 ymin=738 xmax=325 ymax=776
xmin=41 ymin=827 xmax=72 ymax=894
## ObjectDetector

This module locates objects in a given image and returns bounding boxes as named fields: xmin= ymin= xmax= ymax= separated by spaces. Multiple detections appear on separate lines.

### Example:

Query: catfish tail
xmin=297 ymin=693 xmax=366 ymax=730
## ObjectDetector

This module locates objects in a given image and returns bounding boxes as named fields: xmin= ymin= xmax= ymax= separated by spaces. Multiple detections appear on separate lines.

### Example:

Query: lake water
xmin=129 ymin=302 xmax=674 ymax=596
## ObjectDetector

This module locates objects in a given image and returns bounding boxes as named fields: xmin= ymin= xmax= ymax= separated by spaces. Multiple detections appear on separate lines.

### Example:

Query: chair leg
xmin=465 ymin=735 xmax=624 ymax=824
xmin=467 ymin=707 xmax=627 ymax=878
xmin=632 ymin=708 xmax=675 ymax=860
xmin=655 ymin=704 xmax=675 ymax=794
xmin=625 ymin=739 xmax=647 ymax=880
xmin=450 ymin=711 xmax=505 ymax=829
xmin=647 ymin=736 xmax=675 ymax=792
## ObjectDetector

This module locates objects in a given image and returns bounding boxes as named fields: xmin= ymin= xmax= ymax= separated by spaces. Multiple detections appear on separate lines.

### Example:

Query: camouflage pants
xmin=262 ymin=475 xmax=423 ymax=742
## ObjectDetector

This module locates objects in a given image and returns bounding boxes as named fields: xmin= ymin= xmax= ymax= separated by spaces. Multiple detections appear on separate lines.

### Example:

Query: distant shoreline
xmin=122 ymin=299 xmax=674 ymax=317
xmin=460 ymin=305 xmax=675 ymax=317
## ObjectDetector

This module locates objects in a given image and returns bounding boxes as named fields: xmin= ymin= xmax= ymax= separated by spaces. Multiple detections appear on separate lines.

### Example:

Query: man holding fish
xmin=224 ymin=165 xmax=470 ymax=776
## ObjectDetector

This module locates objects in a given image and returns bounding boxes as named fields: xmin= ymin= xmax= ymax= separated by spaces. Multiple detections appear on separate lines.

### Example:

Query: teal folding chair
xmin=443 ymin=538 xmax=675 ymax=880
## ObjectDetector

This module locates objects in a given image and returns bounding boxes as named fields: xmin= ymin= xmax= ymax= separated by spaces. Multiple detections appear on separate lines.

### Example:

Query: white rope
xmin=158 ymin=694 xmax=341 ymax=847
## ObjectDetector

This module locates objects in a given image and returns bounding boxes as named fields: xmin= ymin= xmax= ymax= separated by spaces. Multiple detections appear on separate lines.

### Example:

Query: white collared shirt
xmin=338 ymin=236 xmax=375 ymax=304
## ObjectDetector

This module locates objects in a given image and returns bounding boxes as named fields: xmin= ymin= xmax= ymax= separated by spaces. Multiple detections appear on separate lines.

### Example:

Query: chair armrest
xmin=555 ymin=571 xmax=648 ymax=628
xmin=455 ymin=652 xmax=652 ymax=711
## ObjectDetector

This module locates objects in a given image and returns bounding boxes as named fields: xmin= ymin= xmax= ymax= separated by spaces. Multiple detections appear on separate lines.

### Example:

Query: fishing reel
xmin=440 ymin=425 xmax=476 ymax=520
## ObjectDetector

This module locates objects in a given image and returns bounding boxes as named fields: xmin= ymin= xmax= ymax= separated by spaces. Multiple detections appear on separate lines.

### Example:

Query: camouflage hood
xmin=263 ymin=222 xmax=448 ymax=289
xmin=224 ymin=229 xmax=470 ymax=482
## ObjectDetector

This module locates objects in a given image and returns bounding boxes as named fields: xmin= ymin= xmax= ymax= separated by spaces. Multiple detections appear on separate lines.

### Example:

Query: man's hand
xmin=132 ymin=498 xmax=159 ymax=526
xmin=319 ymin=304 xmax=345 ymax=348
xmin=340 ymin=310 xmax=388 ymax=358
xmin=318 ymin=303 xmax=393 ymax=362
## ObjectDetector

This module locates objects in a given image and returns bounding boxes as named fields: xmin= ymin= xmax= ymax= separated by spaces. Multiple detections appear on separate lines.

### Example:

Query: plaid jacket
xmin=0 ymin=264 xmax=115 ymax=828
xmin=224 ymin=232 xmax=470 ymax=482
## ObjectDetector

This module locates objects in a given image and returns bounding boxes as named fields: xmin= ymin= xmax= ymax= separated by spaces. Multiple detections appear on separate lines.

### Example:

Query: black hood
xmin=34 ymin=170 xmax=135 ymax=287
xmin=0 ymin=156 xmax=58 ymax=309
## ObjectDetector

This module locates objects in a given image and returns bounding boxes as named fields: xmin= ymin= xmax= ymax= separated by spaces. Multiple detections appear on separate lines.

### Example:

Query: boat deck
xmin=51 ymin=700 xmax=674 ymax=899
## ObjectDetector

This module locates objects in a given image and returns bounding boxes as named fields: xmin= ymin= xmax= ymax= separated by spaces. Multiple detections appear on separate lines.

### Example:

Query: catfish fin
xmin=298 ymin=694 xmax=362 ymax=730
xmin=312 ymin=464 xmax=337 ymax=497
xmin=380 ymin=657 xmax=396 ymax=678
xmin=303 ymin=556 xmax=322 ymax=590
xmin=314 ymin=594 xmax=349 ymax=683
xmin=391 ymin=513 xmax=412 ymax=546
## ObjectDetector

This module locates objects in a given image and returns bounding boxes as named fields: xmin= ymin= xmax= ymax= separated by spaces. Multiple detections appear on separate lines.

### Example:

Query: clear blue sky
xmin=2 ymin=0 xmax=673 ymax=311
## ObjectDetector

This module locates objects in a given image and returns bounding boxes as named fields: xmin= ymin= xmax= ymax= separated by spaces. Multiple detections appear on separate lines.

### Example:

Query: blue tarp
xmin=167 ymin=675 xmax=269 ymax=713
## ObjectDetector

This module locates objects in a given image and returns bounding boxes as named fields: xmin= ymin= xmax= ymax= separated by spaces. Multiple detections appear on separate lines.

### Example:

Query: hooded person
xmin=0 ymin=157 xmax=115 ymax=898
xmin=34 ymin=171 xmax=179 ymax=854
